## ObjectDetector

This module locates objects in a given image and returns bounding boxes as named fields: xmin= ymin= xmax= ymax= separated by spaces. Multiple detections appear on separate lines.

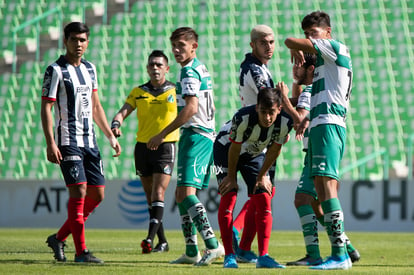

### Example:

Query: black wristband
xmin=111 ymin=120 xmax=121 ymax=129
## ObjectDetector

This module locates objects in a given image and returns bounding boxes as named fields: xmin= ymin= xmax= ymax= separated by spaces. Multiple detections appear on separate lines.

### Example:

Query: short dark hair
xmin=257 ymin=87 xmax=282 ymax=109
xmin=64 ymin=22 xmax=90 ymax=39
xmin=170 ymin=27 xmax=198 ymax=42
xmin=301 ymin=11 xmax=331 ymax=30
xmin=303 ymin=53 xmax=317 ymax=68
xmin=148 ymin=50 xmax=168 ymax=64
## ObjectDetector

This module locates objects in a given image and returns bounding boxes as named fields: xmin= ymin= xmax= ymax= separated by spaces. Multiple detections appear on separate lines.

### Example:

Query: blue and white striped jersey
xmin=239 ymin=53 xmax=274 ymax=107
xmin=41 ymin=55 xmax=99 ymax=148
xmin=216 ymin=105 xmax=293 ymax=157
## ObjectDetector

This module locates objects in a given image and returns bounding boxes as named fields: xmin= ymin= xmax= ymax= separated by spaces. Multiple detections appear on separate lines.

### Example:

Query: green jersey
xmin=309 ymin=38 xmax=352 ymax=131
xmin=176 ymin=57 xmax=215 ymax=140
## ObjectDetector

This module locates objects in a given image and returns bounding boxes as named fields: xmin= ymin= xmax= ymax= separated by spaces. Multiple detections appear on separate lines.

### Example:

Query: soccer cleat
xmin=141 ymin=239 xmax=152 ymax=254
xmin=236 ymin=249 xmax=258 ymax=263
xmin=74 ymin=250 xmax=104 ymax=264
xmin=256 ymin=254 xmax=286 ymax=269
xmin=194 ymin=242 xmax=225 ymax=266
xmin=170 ymin=252 xmax=201 ymax=264
xmin=232 ymin=226 xmax=240 ymax=253
xmin=46 ymin=234 xmax=66 ymax=262
xmin=153 ymin=242 xmax=169 ymax=253
xmin=348 ymin=248 xmax=361 ymax=263
xmin=223 ymin=254 xmax=238 ymax=268
xmin=286 ymin=254 xmax=323 ymax=266
xmin=309 ymin=254 xmax=352 ymax=270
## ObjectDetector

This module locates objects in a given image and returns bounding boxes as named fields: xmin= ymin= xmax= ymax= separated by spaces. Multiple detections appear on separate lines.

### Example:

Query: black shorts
xmin=59 ymin=146 xmax=105 ymax=187
xmin=213 ymin=141 xmax=270 ymax=195
xmin=134 ymin=142 xmax=176 ymax=177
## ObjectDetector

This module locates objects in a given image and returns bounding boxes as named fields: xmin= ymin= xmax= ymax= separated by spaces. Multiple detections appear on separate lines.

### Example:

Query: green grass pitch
xmin=0 ymin=228 xmax=413 ymax=274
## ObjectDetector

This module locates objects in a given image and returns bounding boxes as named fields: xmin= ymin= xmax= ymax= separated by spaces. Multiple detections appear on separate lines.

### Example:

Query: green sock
xmin=321 ymin=198 xmax=346 ymax=257
xmin=343 ymin=233 xmax=356 ymax=253
xmin=317 ymin=215 xmax=325 ymax=227
xmin=297 ymin=205 xmax=320 ymax=259
xmin=183 ymin=195 xmax=218 ymax=250
xmin=178 ymin=202 xmax=198 ymax=257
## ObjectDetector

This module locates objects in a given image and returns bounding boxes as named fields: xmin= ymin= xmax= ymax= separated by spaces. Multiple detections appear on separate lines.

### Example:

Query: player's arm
xmin=147 ymin=95 xmax=198 ymax=150
xmin=92 ymin=91 xmax=121 ymax=157
xmin=254 ymin=142 xmax=283 ymax=195
xmin=277 ymin=82 xmax=301 ymax=127
xmin=40 ymin=99 xmax=62 ymax=164
xmin=284 ymin=38 xmax=317 ymax=66
xmin=219 ymin=142 xmax=241 ymax=196
xmin=111 ymin=103 xmax=135 ymax=137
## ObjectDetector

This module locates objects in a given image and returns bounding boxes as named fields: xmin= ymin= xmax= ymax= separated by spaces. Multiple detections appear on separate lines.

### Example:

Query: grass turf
xmin=0 ymin=228 xmax=413 ymax=274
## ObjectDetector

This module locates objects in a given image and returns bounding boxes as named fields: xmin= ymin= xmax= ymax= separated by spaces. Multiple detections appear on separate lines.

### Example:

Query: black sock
xmin=147 ymin=201 xmax=164 ymax=242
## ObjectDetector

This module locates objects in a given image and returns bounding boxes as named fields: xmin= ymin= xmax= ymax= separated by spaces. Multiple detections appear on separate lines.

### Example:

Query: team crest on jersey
xmin=69 ymin=165 xmax=80 ymax=180
xmin=167 ymin=94 xmax=174 ymax=103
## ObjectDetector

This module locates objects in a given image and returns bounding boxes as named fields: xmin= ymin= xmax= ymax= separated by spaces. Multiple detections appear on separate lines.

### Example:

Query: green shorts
xmin=308 ymin=124 xmax=346 ymax=181
xmin=295 ymin=152 xmax=318 ymax=199
xmin=177 ymin=128 xmax=214 ymax=189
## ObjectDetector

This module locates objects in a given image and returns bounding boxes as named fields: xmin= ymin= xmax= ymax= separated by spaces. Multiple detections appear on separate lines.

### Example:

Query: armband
xmin=111 ymin=120 xmax=121 ymax=129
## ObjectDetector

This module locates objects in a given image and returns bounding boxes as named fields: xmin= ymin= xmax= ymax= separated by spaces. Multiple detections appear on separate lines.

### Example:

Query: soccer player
xmin=215 ymin=85 xmax=293 ymax=269
xmin=285 ymin=11 xmax=354 ymax=270
xmin=280 ymin=54 xmax=360 ymax=266
xmin=41 ymin=22 xmax=121 ymax=263
xmin=111 ymin=50 xmax=178 ymax=254
xmin=231 ymin=25 xmax=276 ymax=263
xmin=147 ymin=27 xmax=224 ymax=266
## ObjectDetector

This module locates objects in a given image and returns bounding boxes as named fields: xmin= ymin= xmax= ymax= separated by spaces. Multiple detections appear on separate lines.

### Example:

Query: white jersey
xmin=239 ymin=53 xmax=274 ymax=107
xmin=216 ymin=105 xmax=293 ymax=157
xmin=309 ymin=38 xmax=352 ymax=131
xmin=41 ymin=55 xmax=98 ymax=148
xmin=176 ymin=57 xmax=215 ymax=140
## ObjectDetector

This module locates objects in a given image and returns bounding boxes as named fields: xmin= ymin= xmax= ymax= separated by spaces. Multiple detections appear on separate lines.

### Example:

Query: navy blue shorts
xmin=59 ymin=146 xmax=105 ymax=187
xmin=213 ymin=141 xmax=269 ymax=195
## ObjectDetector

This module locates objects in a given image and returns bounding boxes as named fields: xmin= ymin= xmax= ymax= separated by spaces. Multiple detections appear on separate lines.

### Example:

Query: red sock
xmin=218 ymin=192 xmax=237 ymax=255
xmin=57 ymin=196 xmax=101 ymax=241
xmin=252 ymin=193 xmax=272 ymax=256
xmin=233 ymin=199 xmax=251 ymax=232
xmin=68 ymin=197 xmax=86 ymax=256
xmin=238 ymin=197 xmax=256 ymax=251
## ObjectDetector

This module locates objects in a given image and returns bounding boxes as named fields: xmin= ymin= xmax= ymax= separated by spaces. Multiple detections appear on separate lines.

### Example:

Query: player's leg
xmin=309 ymin=125 xmax=350 ymax=270
xmin=287 ymin=155 xmax=322 ymax=266
xmin=149 ymin=173 xmax=171 ymax=252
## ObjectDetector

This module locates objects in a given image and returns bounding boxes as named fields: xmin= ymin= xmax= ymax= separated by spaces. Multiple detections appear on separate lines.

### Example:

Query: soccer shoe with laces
xmin=153 ymin=242 xmax=169 ymax=252
xmin=236 ymin=248 xmax=258 ymax=263
xmin=46 ymin=234 xmax=66 ymax=262
xmin=223 ymin=254 xmax=238 ymax=268
xmin=286 ymin=254 xmax=323 ymax=266
xmin=74 ymin=250 xmax=104 ymax=264
xmin=170 ymin=252 xmax=201 ymax=264
xmin=194 ymin=242 xmax=225 ymax=266
xmin=256 ymin=254 xmax=286 ymax=268
xmin=309 ymin=254 xmax=352 ymax=270
xmin=141 ymin=239 xmax=152 ymax=254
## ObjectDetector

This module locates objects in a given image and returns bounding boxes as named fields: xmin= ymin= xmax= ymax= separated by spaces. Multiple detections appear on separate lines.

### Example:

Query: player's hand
xmin=295 ymin=118 xmax=309 ymax=141
xmin=276 ymin=81 xmax=289 ymax=97
xmin=108 ymin=135 xmax=121 ymax=157
xmin=111 ymin=127 xmax=122 ymax=138
xmin=253 ymin=175 xmax=273 ymax=195
xmin=147 ymin=134 xmax=164 ymax=151
xmin=218 ymin=176 xmax=238 ymax=196
xmin=46 ymin=143 xmax=62 ymax=165
xmin=290 ymin=49 xmax=305 ymax=66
